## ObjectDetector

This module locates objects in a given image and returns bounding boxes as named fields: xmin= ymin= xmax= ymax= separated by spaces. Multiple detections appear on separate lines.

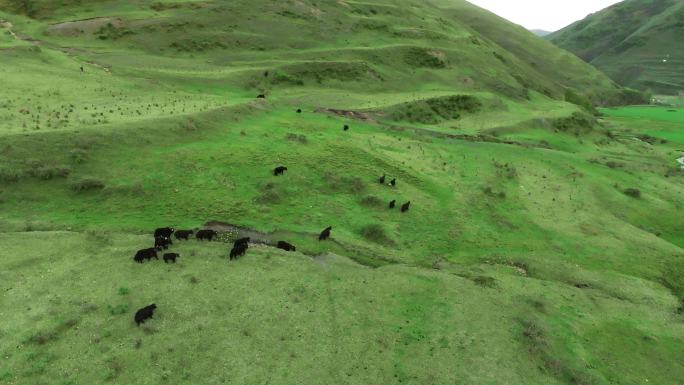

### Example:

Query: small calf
xmin=319 ymin=226 xmax=332 ymax=241
xmin=163 ymin=253 xmax=179 ymax=263
xmin=277 ymin=241 xmax=296 ymax=252
xmin=134 ymin=304 xmax=157 ymax=326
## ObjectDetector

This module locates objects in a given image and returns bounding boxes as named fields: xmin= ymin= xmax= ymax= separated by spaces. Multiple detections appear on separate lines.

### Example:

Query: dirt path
xmin=0 ymin=20 xmax=19 ymax=40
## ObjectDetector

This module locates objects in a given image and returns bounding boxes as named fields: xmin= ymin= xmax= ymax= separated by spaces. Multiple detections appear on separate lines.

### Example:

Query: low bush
xmin=623 ymin=188 xmax=641 ymax=198
xmin=360 ymin=223 xmax=394 ymax=245
xmin=71 ymin=178 xmax=105 ymax=192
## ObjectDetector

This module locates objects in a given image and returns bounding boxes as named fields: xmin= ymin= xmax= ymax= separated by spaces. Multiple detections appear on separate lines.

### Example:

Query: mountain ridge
xmin=548 ymin=0 xmax=684 ymax=94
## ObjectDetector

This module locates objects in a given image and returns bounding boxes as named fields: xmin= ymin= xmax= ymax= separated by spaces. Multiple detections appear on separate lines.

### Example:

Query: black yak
xmin=154 ymin=236 xmax=172 ymax=251
xmin=234 ymin=237 xmax=250 ymax=248
xmin=196 ymin=229 xmax=218 ymax=241
xmin=134 ymin=304 xmax=157 ymax=326
xmin=389 ymin=200 xmax=396 ymax=209
xmin=274 ymin=166 xmax=288 ymax=176
xmin=154 ymin=227 xmax=174 ymax=238
xmin=230 ymin=243 xmax=247 ymax=260
xmin=163 ymin=253 xmax=180 ymax=263
xmin=134 ymin=248 xmax=158 ymax=263
xmin=401 ymin=201 xmax=411 ymax=212
xmin=277 ymin=241 xmax=296 ymax=252
xmin=174 ymin=230 xmax=194 ymax=240
xmin=319 ymin=226 xmax=332 ymax=241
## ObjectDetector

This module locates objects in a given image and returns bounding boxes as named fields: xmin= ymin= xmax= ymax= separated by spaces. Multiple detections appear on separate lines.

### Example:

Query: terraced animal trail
xmin=0 ymin=1 xmax=683 ymax=384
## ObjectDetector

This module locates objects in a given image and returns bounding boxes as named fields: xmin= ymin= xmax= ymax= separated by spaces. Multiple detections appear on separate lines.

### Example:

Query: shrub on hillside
xmin=0 ymin=167 xmax=21 ymax=182
xmin=29 ymin=165 xmax=71 ymax=180
xmin=285 ymin=133 xmax=308 ymax=144
xmin=360 ymin=195 xmax=383 ymax=207
xmin=256 ymin=182 xmax=283 ymax=204
xmin=323 ymin=172 xmax=366 ymax=194
xmin=404 ymin=47 xmax=448 ymax=68
xmin=552 ymin=112 xmax=595 ymax=134
xmin=389 ymin=95 xmax=482 ymax=124
xmin=564 ymin=89 xmax=597 ymax=114
xmin=70 ymin=178 xmax=105 ymax=192
xmin=623 ymin=188 xmax=641 ymax=199
xmin=360 ymin=223 xmax=394 ymax=245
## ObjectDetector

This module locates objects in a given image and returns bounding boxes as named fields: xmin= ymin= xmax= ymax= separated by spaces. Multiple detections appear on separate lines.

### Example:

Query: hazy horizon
xmin=467 ymin=0 xmax=623 ymax=31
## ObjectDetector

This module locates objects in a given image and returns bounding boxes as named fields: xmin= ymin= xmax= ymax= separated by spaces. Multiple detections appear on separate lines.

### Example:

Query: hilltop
xmin=0 ymin=1 xmax=683 ymax=384
xmin=531 ymin=29 xmax=552 ymax=37
xmin=549 ymin=0 xmax=684 ymax=94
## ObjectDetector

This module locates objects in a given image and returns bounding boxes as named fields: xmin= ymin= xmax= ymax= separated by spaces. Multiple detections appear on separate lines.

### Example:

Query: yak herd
xmin=132 ymin=120 xmax=412 ymax=326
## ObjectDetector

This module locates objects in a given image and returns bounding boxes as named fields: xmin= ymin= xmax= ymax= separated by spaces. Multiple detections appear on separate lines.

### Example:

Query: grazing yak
xmin=174 ymin=230 xmax=194 ymax=240
xmin=154 ymin=236 xmax=173 ymax=250
xmin=154 ymin=227 xmax=174 ymax=238
xmin=257 ymin=94 xmax=266 ymax=99
xmin=230 ymin=243 xmax=248 ymax=260
xmin=274 ymin=166 xmax=288 ymax=176
xmin=277 ymin=241 xmax=296 ymax=252
xmin=196 ymin=229 xmax=218 ymax=241
xmin=134 ymin=304 xmax=157 ymax=326
xmin=297 ymin=109 xmax=302 ymax=113
xmin=319 ymin=226 xmax=332 ymax=241
xmin=389 ymin=178 xmax=396 ymax=187
xmin=163 ymin=253 xmax=180 ymax=263
xmin=343 ymin=124 xmax=349 ymax=131
xmin=234 ymin=237 xmax=250 ymax=248
xmin=134 ymin=248 xmax=158 ymax=263
xmin=389 ymin=200 xmax=396 ymax=209
xmin=379 ymin=175 xmax=386 ymax=184
xmin=401 ymin=201 xmax=411 ymax=212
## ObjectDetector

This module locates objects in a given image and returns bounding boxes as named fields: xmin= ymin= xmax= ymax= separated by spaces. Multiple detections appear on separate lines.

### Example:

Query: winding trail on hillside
xmin=204 ymin=221 xmax=399 ymax=267
xmin=1 ymin=18 xmax=113 ymax=73
xmin=319 ymin=107 xmax=552 ymax=149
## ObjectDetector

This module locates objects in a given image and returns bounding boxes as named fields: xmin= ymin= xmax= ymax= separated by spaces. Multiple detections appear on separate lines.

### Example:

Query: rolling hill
xmin=0 ymin=1 xmax=683 ymax=384
xmin=549 ymin=0 xmax=684 ymax=94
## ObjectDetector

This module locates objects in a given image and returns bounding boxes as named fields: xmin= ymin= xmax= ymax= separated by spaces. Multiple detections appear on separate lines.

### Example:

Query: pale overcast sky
xmin=467 ymin=0 xmax=623 ymax=31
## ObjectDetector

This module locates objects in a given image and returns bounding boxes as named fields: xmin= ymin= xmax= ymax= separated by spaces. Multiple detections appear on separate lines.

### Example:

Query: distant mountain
xmin=548 ymin=0 xmax=684 ymax=94
xmin=530 ymin=29 xmax=551 ymax=37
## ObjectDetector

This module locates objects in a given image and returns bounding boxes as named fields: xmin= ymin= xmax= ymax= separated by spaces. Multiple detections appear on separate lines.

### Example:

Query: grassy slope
xmin=0 ymin=1 xmax=683 ymax=384
xmin=548 ymin=0 xmax=684 ymax=94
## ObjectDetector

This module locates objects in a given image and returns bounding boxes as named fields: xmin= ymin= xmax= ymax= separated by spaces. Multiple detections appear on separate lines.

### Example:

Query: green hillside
xmin=549 ymin=0 xmax=684 ymax=94
xmin=0 ymin=1 xmax=683 ymax=384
